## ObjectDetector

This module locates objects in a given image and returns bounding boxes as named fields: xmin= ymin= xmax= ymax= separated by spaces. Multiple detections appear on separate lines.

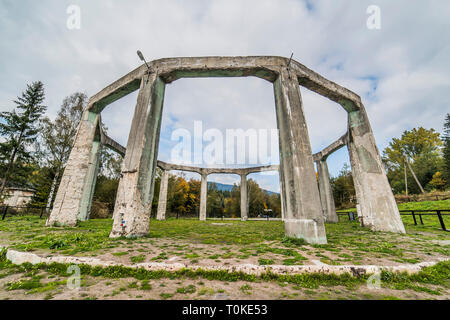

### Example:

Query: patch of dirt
xmin=1 ymin=271 xmax=448 ymax=300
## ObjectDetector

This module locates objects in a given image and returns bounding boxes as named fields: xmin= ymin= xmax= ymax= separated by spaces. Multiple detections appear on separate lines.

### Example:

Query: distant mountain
xmin=208 ymin=182 xmax=279 ymax=195
xmin=208 ymin=182 xmax=234 ymax=192
xmin=263 ymin=189 xmax=279 ymax=196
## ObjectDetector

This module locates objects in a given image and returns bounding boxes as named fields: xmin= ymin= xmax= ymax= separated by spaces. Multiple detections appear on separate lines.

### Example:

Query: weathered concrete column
xmin=110 ymin=73 xmax=165 ymax=238
xmin=316 ymin=159 xmax=339 ymax=223
xmin=78 ymin=137 xmax=102 ymax=221
xmin=240 ymin=174 xmax=248 ymax=221
xmin=274 ymin=68 xmax=327 ymax=244
xmin=156 ymin=170 xmax=169 ymax=220
xmin=279 ymin=183 xmax=285 ymax=221
xmin=46 ymin=110 xmax=101 ymax=227
xmin=346 ymin=107 xmax=405 ymax=233
xmin=199 ymin=173 xmax=207 ymax=221
xmin=347 ymin=140 xmax=364 ymax=223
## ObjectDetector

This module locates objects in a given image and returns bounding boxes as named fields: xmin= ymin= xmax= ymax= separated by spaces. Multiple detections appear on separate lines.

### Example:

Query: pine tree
xmin=443 ymin=113 xmax=450 ymax=187
xmin=0 ymin=81 xmax=46 ymax=198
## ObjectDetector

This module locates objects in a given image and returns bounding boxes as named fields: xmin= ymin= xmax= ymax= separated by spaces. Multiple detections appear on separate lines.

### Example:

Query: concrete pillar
xmin=156 ymin=170 xmax=169 ymax=220
xmin=347 ymin=140 xmax=364 ymax=223
xmin=279 ymin=182 xmax=285 ymax=221
xmin=46 ymin=110 xmax=101 ymax=227
xmin=240 ymin=174 xmax=248 ymax=221
xmin=273 ymin=68 xmax=327 ymax=244
xmin=346 ymin=108 xmax=405 ymax=233
xmin=316 ymin=159 xmax=339 ymax=223
xmin=199 ymin=173 xmax=207 ymax=221
xmin=110 ymin=74 xmax=165 ymax=238
xmin=78 ymin=138 xmax=102 ymax=221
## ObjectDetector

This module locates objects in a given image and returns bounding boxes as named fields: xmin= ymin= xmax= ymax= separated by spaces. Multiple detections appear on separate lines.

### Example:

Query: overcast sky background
xmin=1 ymin=0 xmax=449 ymax=192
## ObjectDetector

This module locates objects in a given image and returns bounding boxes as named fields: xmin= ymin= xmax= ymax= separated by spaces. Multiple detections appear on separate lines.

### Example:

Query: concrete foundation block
xmin=284 ymin=219 xmax=327 ymax=245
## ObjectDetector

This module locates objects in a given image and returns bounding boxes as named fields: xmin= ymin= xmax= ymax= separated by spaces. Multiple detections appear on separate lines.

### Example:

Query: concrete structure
xmin=100 ymin=128 xmax=126 ymax=157
xmin=156 ymin=160 xmax=279 ymax=221
xmin=240 ymin=174 xmax=248 ymax=221
xmin=2 ymin=187 xmax=35 ymax=207
xmin=4 ymin=246 xmax=447 ymax=277
xmin=200 ymin=173 xmax=207 ymax=221
xmin=46 ymin=55 xmax=405 ymax=243
xmin=155 ymin=169 xmax=169 ymax=221
xmin=312 ymin=134 xmax=348 ymax=223
xmin=46 ymin=120 xmax=125 ymax=226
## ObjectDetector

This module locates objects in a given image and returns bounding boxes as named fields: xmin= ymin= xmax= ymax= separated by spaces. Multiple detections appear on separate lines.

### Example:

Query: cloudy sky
xmin=1 ymin=0 xmax=449 ymax=192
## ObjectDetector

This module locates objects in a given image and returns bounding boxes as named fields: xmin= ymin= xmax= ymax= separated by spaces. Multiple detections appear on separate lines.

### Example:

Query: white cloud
xmin=1 ymin=0 xmax=449 ymax=192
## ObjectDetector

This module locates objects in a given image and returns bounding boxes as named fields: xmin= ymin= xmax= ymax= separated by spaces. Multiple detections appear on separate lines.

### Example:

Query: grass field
xmin=0 ymin=198 xmax=449 ymax=300
xmin=398 ymin=199 xmax=450 ymax=211
xmin=338 ymin=199 xmax=450 ymax=212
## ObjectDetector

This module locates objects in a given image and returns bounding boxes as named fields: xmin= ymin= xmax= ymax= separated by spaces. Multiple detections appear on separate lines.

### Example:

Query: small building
xmin=2 ymin=187 xmax=35 ymax=207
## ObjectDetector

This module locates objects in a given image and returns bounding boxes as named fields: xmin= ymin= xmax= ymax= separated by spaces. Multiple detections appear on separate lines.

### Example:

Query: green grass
xmin=398 ymin=199 xmax=450 ymax=211
xmin=4 ymin=271 xmax=67 ymax=295
xmin=148 ymin=219 xmax=283 ymax=244
xmin=338 ymin=199 xmax=450 ymax=213
xmin=130 ymin=254 xmax=145 ymax=263
xmin=111 ymin=251 xmax=129 ymax=257
xmin=176 ymin=284 xmax=196 ymax=294
xmin=258 ymin=258 xmax=274 ymax=265
xmin=240 ymin=284 xmax=252 ymax=295
xmin=140 ymin=280 xmax=152 ymax=290
xmin=6 ymin=276 xmax=43 ymax=291
xmin=0 ymin=205 xmax=449 ymax=268
xmin=0 ymin=217 xmax=116 ymax=255
xmin=160 ymin=293 xmax=174 ymax=299
xmin=0 ymin=217 xmax=286 ymax=259
xmin=197 ymin=287 xmax=215 ymax=296
xmin=151 ymin=252 xmax=167 ymax=261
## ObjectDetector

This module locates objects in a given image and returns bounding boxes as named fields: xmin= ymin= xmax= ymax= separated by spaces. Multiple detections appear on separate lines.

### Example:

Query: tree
xmin=429 ymin=172 xmax=446 ymax=191
xmin=93 ymin=175 xmax=120 ymax=211
xmin=99 ymin=149 xmax=122 ymax=179
xmin=268 ymin=192 xmax=281 ymax=218
xmin=383 ymin=127 xmax=442 ymax=168
xmin=382 ymin=127 xmax=443 ymax=194
xmin=151 ymin=168 xmax=162 ymax=213
xmin=173 ymin=178 xmax=190 ymax=215
xmin=331 ymin=163 xmax=355 ymax=208
xmin=207 ymin=183 xmax=224 ymax=217
xmin=166 ymin=173 xmax=192 ymax=216
xmin=28 ymin=166 xmax=57 ymax=207
xmin=224 ymin=184 xmax=240 ymax=218
xmin=186 ymin=178 xmax=201 ymax=215
xmin=37 ymin=92 xmax=85 ymax=167
xmin=0 ymin=81 xmax=46 ymax=199
xmin=32 ymin=92 xmax=86 ymax=207
xmin=247 ymin=179 xmax=264 ymax=217
xmin=152 ymin=172 xmax=281 ymax=218
xmin=443 ymin=113 xmax=450 ymax=187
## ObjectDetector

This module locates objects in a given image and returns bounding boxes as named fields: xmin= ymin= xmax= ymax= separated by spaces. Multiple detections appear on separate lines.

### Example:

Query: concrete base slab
xmin=1 ymin=246 xmax=447 ymax=277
